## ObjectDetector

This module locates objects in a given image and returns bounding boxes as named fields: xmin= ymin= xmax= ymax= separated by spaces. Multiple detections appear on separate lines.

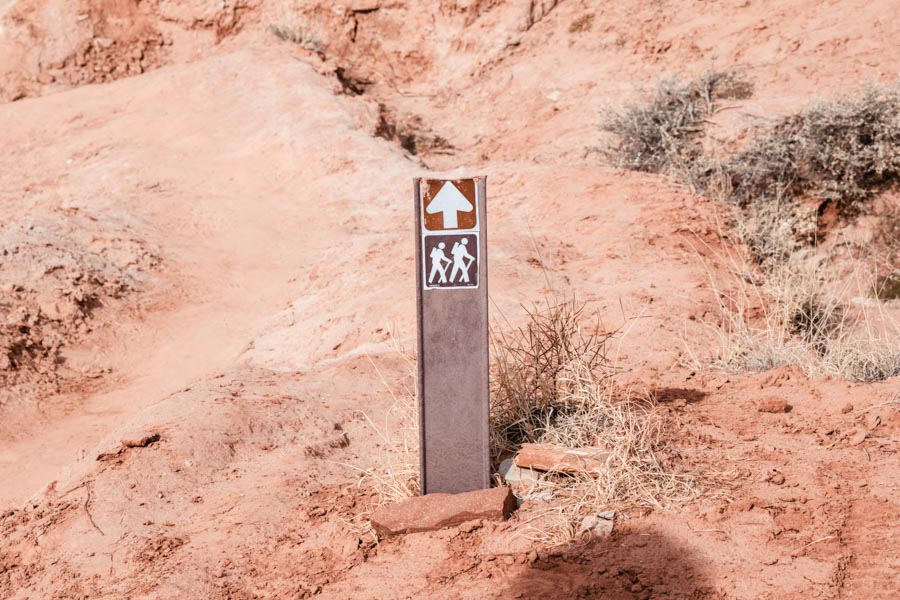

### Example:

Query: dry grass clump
xmin=601 ymin=69 xmax=751 ymax=174
xmin=489 ymin=297 xmax=613 ymax=459
xmin=512 ymin=362 xmax=701 ymax=545
xmin=269 ymin=24 xmax=323 ymax=53
xmin=354 ymin=350 xmax=419 ymax=507
xmin=492 ymin=300 xmax=702 ymax=544
xmin=693 ymin=241 xmax=900 ymax=381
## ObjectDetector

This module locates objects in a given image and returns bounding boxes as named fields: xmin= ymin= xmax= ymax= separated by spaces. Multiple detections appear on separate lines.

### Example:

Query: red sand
xmin=1 ymin=1 xmax=898 ymax=598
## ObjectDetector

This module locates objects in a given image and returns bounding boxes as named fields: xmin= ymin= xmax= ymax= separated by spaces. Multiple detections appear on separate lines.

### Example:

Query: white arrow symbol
xmin=426 ymin=182 xmax=474 ymax=229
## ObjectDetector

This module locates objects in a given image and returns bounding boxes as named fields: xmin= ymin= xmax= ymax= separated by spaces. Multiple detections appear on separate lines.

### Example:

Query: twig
xmin=861 ymin=397 xmax=899 ymax=413
xmin=84 ymin=482 xmax=105 ymax=536
xmin=800 ymin=535 xmax=835 ymax=550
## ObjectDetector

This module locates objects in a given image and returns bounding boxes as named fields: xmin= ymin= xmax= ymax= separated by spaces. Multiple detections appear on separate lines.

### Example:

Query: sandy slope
xmin=0 ymin=1 xmax=898 ymax=598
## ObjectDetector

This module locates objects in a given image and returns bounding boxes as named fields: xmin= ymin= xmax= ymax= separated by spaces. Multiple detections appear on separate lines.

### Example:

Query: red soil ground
xmin=0 ymin=1 xmax=898 ymax=598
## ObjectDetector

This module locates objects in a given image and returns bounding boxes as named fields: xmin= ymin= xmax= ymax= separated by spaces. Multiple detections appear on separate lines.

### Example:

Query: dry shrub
xmin=489 ymin=297 xmax=613 ymax=459
xmin=492 ymin=300 xmax=702 ymax=545
xmin=265 ymin=3 xmax=324 ymax=53
xmin=720 ymin=86 xmax=900 ymax=212
xmin=607 ymin=75 xmax=900 ymax=381
xmin=700 ymin=85 xmax=900 ymax=271
xmin=601 ymin=69 xmax=751 ymax=174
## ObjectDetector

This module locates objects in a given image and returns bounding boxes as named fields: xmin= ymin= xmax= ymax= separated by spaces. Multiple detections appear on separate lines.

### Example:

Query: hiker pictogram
xmin=449 ymin=238 xmax=475 ymax=283
xmin=422 ymin=180 xmax=478 ymax=231
xmin=428 ymin=242 xmax=452 ymax=284
xmin=422 ymin=233 xmax=479 ymax=289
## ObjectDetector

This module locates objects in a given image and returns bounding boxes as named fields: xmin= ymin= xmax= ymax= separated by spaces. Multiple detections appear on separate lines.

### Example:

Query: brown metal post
xmin=415 ymin=176 xmax=490 ymax=495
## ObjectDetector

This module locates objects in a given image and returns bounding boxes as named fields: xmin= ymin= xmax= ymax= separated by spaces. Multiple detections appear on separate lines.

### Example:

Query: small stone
xmin=370 ymin=487 xmax=516 ymax=537
xmin=498 ymin=458 xmax=542 ymax=486
xmin=840 ymin=402 xmax=853 ymax=414
xmin=768 ymin=472 xmax=786 ymax=485
xmin=578 ymin=511 xmax=615 ymax=537
xmin=120 ymin=431 xmax=160 ymax=448
xmin=847 ymin=428 xmax=868 ymax=446
xmin=522 ymin=491 xmax=553 ymax=502
xmin=758 ymin=397 xmax=789 ymax=413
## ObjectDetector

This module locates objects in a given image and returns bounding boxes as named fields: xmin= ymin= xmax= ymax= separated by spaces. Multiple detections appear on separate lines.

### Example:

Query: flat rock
xmin=758 ymin=397 xmax=789 ymax=413
xmin=515 ymin=443 xmax=609 ymax=476
xmin=370 ymin=486 xmax=516 ymax=537
xmin=498 ymin=458 xmax=542 ymax=486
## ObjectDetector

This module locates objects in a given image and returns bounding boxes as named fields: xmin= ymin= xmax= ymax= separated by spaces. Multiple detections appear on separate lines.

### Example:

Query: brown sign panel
xmin=415 ymin=176 xmax=489 ymax=495
xmin=422 ymin=233 xmax=479 ymax=289
xmin=422 ymin=179 xmax=478 ymax=231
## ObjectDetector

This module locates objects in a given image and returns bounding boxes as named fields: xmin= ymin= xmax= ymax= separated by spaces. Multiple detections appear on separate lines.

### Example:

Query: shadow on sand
xmin=501 ymin=525 xmax=720 ymax=599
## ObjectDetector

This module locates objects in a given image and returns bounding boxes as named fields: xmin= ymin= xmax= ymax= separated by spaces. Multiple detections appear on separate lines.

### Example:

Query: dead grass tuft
xmin=689 ymin=235 xmax=900 ymax=381
xmin=354 ymin=344 xmax=419 ymax=507
xmin=265 ymin=3 xmax=324 ymax=54
xmin=512 ymin=361 xmax=702 ymax=545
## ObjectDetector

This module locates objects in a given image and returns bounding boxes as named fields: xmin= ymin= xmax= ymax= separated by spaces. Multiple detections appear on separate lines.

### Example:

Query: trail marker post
xmin=415 ymin=176 xmax=490 ymax=494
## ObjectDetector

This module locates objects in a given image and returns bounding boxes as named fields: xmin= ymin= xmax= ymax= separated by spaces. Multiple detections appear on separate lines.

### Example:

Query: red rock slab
xmin=370 ymin=486 xmax=516 ymax=537
xmin=514 ymin=443 xmax=610 ymax=476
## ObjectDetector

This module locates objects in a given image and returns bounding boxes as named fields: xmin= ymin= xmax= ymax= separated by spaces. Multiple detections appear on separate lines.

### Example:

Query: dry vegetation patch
xmin=605 ymin=74 xmax=900 ymax=381
xmin=717 ymin=86 xmax=900 ymax=213
xmin=601 ymin=69 xmax=752 ymax=175
xmin=357 ymin=300 xmax=701 ymax=544
xmin=490 ymin=299 xmax=701 ymax=544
